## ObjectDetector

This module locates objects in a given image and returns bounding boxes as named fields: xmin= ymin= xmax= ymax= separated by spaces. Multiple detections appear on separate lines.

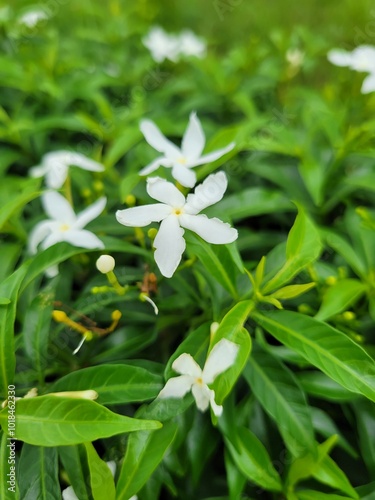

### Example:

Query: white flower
xmin=62 ymin=461 xmax=130 ymax=500
xmin=157 ymin=339 xmax=239 ymax=416
xmin=29 ymin=192 xmax=106 ymax=276
xmin=142 ymin=26 xmax=181 ymax=63
xmin=178 ymin=30 xmax=206 ymax=58
xmin=139 ymin=112 xmax=235 ymax=188
xmin=286 ymin=48 xmax=304 ymax=68
xmin=116 ymin=172 xmax=238 ymax=278
xmin=327 ymin=45 xmax=375 ymax=94
xmin=30 ymin=150 xmax=105 ymax=189
xmin=18 ymin=9 xmax=48 ymax=27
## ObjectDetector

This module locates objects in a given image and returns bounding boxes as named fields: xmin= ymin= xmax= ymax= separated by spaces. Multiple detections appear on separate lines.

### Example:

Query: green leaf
xmin=313 ymin=455 xmax=358 ymax=499
xmin=252 ymin=310 xmax=375 ymax=402
xmin=186 ymin=233 xmax=239 ymax=298
xmin=321 ymin=229 xmax=366 ymax=278
xmin=297 ymin=491 xmax=354 ymax=500
xmin=225 ymin=451 xmax=247 ymax=500
xmin=105 ymin=128 xmax=142 ymax=169
xmin=270 ymin=282 xmax=316 ymax=300
xmin=224 ymin=426 xmax=283 ymax=492
xmin=262 ymin=207 xmax=322 ymax=294
xmin=297 ymin=372 xmax=358 ymax=402
xmin=58 ymin=445 xmax=90 ymax=500
xmin=0 ymin=396 xmax=161 ymax=446
xmin=0 ymin=431 xmax=19 ymax=499
xmin=49 ymin=364 xmax=163 ymax=404
xmin=84 ymin=442 xmax=116 ymax=500
xmin=204 ymin=187 xmax=293 ymax=222
xmin=0 ymin=189 xmax=42 ymax=231
xmin=0 ymin=264 xmax=30 ymax=398
xmin=116 ymin=420 xmax=178 ymax=500
xmin=18 ymin=444 xmax=60 ymax=500
xmin=351 ymin=399 xmax=375 ymax=480
xmin=244 ymin=345 xmax=316 ymax=457
xmin=119 ymin=172 xmax=142 ymax=202
xmin=315 ymin=279 xmax=367 ymax=321
xmin=22 ymin=284 xmax=55 ymax=384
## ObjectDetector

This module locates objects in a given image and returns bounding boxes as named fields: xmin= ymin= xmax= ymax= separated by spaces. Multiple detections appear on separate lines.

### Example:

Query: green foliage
xmin=0 ymin=0 xmax=374 ymax=497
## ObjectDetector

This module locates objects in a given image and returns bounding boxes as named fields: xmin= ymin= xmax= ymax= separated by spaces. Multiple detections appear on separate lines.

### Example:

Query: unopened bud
xmin=48 ymin=390 xmax=98 ymax=400
xmin=148 ymin=228 xmax=158 ymax=240
xmin=96 ymin=255 xmax=115 ymax=274
xmin=325 ymin=276 xmax=337 ymax=286
xmin=125 ymin=194 xmax=136 ymax=207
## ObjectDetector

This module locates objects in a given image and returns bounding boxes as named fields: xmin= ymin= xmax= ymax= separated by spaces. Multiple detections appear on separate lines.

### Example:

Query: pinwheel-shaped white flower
xmin=30 ymin=150 xmax=105 ymax=189
xmin=139 ymin=112 xmax=235 ymax=188
xmin=29 ymin=192 xmax=106 ymax=276
xmin=327 ymin=45 xmax=375 ymax=94
xmin=158 ymin=339 xmax=239 ymax=417
xmin=116 ymin=172 xmax=237 ymax=278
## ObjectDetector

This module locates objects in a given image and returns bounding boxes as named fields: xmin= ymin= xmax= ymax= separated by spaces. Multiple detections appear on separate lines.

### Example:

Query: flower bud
xmin=96 ymin=255 xmax=115 ymax=274
xmin=148 ymin=228 xmax=158 ymax=240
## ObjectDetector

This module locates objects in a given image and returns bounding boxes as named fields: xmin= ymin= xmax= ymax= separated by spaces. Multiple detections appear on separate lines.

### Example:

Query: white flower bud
xmin=96 ymin=255 xmax=115 ymax=274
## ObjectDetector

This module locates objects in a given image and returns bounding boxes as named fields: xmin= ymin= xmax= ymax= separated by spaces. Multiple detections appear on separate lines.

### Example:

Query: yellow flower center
xmin=195 ymin=377 xmax=204 ymax=385
xmin=177 ymin=157 xmax=187 ymax=164
xmin=60 ymin=223 xmax=70 ymax=232
xmin=173 ymin=208 xmax=183 ymax=216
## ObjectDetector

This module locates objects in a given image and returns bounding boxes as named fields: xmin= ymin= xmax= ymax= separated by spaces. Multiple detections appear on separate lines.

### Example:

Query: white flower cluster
xmin=327 ymin=45 xmax=375 ymax=94
xmin=143 ymin=26 xmax=206 ymax=63
xmin=116 ymin=112 xmax=237 ymax=278
xmin=29 ymin=151 xmax=106 ymax=276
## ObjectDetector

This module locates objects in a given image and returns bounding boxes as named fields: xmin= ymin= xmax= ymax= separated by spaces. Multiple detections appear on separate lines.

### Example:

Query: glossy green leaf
xmin=297 ymin=372 xmax=358 ymax=402
xmin=352 ymin=400 xmax=375 ymax=480
xmin=297 ymin=491 xmax=353 ymax=500
xmin=0 ymin=189 xmax=42 ymax=231
xmin=58 ymin=445 xmax=90 ymax=500
xmin=270 ymin=282 xmax=316 ymax=300
xmin=186 ymin=233 xmax=240 ymax=298
xmin=244 ymin=345 xmax=316 ymax=457
xmin=0 ymin=396 xmax=161 ymax=446
xmin=315 ymin=279 xmax=367 ymax=321
xmin=18 ymin=444 xmax=60 ymax=500
xmin=0 ymin=431 xmax=19 ymax=500
xmin=84 ymin=442 xmax=116 ymax=500
xmin=50 ymin=364 xmax=163 ymax=404
xmin=321 ymin=229 xmax=366 ymax=278
xmin=0 ymin=264 xmax=30 ymax=398
xmin=252 ymin=310 xmax=375 ymax=402
xmin=225 ymin=451 xmax=247 ymax=500
xmin=224 ymin=426 xmax=283 ymax=492
xmin=313 ymin=455 xmax=358 ymax=498
xmin=116 ymin=420 xmax=178 ymax=500
xmin=262 ymin=207 xmax=322 ymax=294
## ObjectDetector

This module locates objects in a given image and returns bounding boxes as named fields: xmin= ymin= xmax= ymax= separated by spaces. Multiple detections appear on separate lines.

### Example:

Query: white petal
xmin=181 ymin=112 xmax=205 ymax=160
xmin=41 ymin=231 xmax=64 ymax=250
xmin=203 ymin=339 xmax=239 ymax=384
xmin=184 ymin=171 xmax=228 ymax=214
xmin=65 ymin=152 xmax=104 ymax=172
xmin=327 ymin=49 xmax=352 ymax=67
xmin=153 ymin=215 xmax=186 ymax=278
xmin=171 ymin=164 xmax=197 ymax=188
xmin=42 ymin=191 xmax=76 ymax=223
xmin=361 ymin=72 xmax=375 ymax=94
xmin=139 ymin=156 xmax=172 ymax=176
xmin=179 ymin=214 xmax=238 ymax=244
xmin=172 ymin=353 xmax=202 ymax=378
xmin=46 ymin=163 xmax=69 ymax=189
xmin=63 ymin=230 xmax=104 ymax=249
xmin=209 ymin=389 xmax=223 ymax=417
xmin=147 ymin=177 xmax=185 ymax=206
xmin=29 ymin=164 xmax=48 ymax=178
xmin=191 ymin=383 xmax=211 ymax=412
xmin=140 ymin=119 xmax=181 ymax=159
xmin=106 ymin=461 xmax=116 ymax=477
xmin=74 ymin=197 xmax=106 ymax=229
xmin=28 ymin=220 xmax=55 ymax=253
xmin=157 ymin=375 xmax=194 ymax=399
xmin=350 ymin=45 xmax=375 ymax=72
xmin=62 ymin=485 xmax=79 ymax=500
xmin=45 ymin=264 xmax=59 ymax=278
xmin=116 ymin=204 xmax=171 ymax=227
xmin=188 ymin=142 xmax=235 ymax=167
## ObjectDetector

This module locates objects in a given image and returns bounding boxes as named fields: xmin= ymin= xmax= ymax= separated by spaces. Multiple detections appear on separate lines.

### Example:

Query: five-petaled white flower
xmin=30 ymin=150 xmax=105 ymax=189
xmin=116 ymin=172 xmax=238 ymax=278
xmin=327 ymin=45 xmax=375 ymax=94
xmin=157 ymin=339 xmax=239 ymax=416
xmin=29 ymin=192 xmax=106 ymax=276
xmin=139 ymin=112 xmax=235 ymax=188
